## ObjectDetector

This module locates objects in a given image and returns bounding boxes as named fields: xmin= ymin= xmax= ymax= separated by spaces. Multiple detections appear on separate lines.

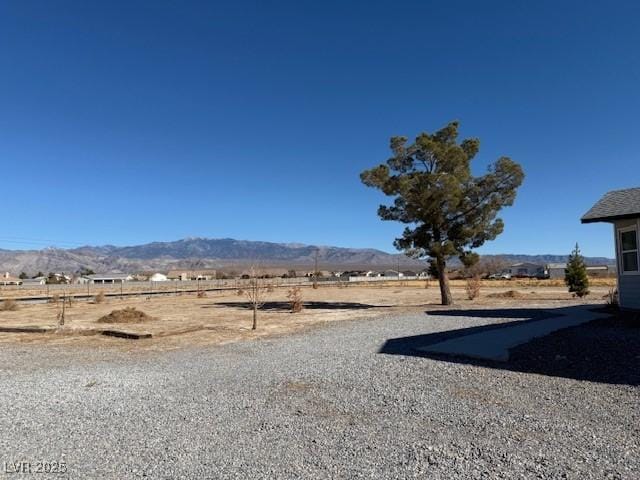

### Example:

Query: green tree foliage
xmin=361 ymin=121 xmax=524 ymax=305
xmin=19 ymin=272 xmax=28 ymax=279
xmin=565 ymin=243 xmax=590 ymax=298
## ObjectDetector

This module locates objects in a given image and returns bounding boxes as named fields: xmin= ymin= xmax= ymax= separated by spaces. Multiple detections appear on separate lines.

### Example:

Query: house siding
xmin=614 ymin=219 xmax=640 ymax=310
xmin=619 ymin=275 xmax=640 ymax=310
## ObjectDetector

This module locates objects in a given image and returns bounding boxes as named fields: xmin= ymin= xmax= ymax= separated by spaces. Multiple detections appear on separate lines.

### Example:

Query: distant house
xmin=85 ymin=273 xmax=134 ymax=284
xmin=340 ymin=271 xmax=366 ymax=278
xmin=167 ymin=269 xmax=216 ymax=281
xmin=47 ymin=273 xmax=71 ymax=284
xmin=582 ymin=187 xmax=640 ymax=310
xmin=506 ymin=262 xmax=546 ymax=278
xmin=547 ymin=263 xmax=567 ymax=279
xmin=382 ymin=269 xmax=403 ymax=278
xmin=0 ymin=273 xmax=22 ymax=286
xmin=148 ymin=273 xmax=168 ymax=282
xmin=20 ymin=276 xmax=46 ymax=286
xmin=548 ymin=263 xmax=615 ymax=279
xmin=418 ymin=269 xmax=432 ymax=278
xmin=586 ymin=265 xmax=616 ymax=278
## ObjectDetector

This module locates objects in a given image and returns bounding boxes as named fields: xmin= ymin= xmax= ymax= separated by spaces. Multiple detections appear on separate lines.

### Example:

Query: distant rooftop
xmin=582 ymin=187 xmax=640 ymax=223
xmin=547 ymin=263 xmax=567 ymax=269
xmin=85 ymin=273 xmax=132 ymax=280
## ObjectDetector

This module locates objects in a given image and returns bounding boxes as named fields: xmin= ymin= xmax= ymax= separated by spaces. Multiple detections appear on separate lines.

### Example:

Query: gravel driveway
xmin=0 ymin=310 xmax=638 ymax=479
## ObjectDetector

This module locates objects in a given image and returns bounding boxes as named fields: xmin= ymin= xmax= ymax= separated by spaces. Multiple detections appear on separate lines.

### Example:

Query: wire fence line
xmin=347 ymin=276 xmax=422 ymax=282
xmin=0 ymin=276 xmax=425 ymax=301
xmin=0 ymin=277 xmax=307 ymax=297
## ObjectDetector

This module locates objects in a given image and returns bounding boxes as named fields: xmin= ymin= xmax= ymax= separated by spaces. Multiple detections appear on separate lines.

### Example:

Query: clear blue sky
xmin=1 ymin=1 xmax=638 ymax=257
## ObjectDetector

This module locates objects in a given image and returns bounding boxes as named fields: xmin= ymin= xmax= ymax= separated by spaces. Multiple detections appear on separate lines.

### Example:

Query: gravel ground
xmin=0 ymin=309 xmax=638 ymax=479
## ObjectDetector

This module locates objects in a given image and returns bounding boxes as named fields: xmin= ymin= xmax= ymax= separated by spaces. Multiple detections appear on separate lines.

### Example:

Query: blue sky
xmin=1 ymin=1 xmax=638 ymax=257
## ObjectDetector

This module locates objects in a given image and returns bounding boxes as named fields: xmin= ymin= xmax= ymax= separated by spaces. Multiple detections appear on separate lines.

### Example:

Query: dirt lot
xmin=0 ymin=282 xmax=615 ymax=350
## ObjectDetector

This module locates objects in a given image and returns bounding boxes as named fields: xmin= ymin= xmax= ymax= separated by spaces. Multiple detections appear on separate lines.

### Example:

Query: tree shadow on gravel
xmin=205 ymin=301 xmax=391 ymax=312
xmin=380 ymin=306 xmax=640 ymax=386
xmin=424 ymin=307 xmax=557 ymax=320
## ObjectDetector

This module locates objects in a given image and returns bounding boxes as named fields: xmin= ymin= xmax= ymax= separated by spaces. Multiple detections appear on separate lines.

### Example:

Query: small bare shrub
xmin=465 ymin=276 xmax=481 ymax=300
xmin=604 ymin=288 xmax=619 ymax=308
xmin=49 ymin=293 xmax=60 ymax=304
xmin=1 ymin=299 xmax=19 ymax=311
xmin=94 ymin=291 xmax=106 ymax=304
xmin=287 ymin=286 xmax=304 ymax=313
xmin=197 ymin=290 xmax=206 ymax=298
xmin=243 ymin=269 xmax=268 ymax=330
xmin=236 ymin=288 xmax=245 ymax=296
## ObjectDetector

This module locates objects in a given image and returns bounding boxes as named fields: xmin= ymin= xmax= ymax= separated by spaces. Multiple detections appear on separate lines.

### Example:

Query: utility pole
xmin=313 ymin=249 xmax=319 ymax=289
xmin=59 ymin=291 xmax=66 ymax=326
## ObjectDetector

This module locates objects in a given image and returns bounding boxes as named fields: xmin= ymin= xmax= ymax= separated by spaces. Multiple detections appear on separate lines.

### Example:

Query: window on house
xmin=620 ymin=228 xmax=639 ymax=273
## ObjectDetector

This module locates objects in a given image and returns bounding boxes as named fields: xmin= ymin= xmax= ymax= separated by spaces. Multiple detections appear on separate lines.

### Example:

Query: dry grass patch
xmin=93 ymin=291 xmax=106 ymax=304
xmin=97 ymin=307 xmax=154 ymax=324
xmin=1 ymin=299 xmax=19 ymax=311
xmin=486 ymin=290 xmax=524 ymax=299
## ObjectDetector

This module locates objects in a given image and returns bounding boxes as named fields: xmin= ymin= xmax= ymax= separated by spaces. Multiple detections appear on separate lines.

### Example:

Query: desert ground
xmin=0 ymin=295 xmax=637 ymax=479
xmin=0 ymin=280 xmax=616 ymax=349
xmin=1 ymin=279 xmax=637 ymax=479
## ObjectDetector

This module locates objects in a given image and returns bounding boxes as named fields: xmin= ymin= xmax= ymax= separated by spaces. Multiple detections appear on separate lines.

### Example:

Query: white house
xmin=0 ymin=272 xmax=21 ymax=286
xmin=167 ymin=269 xmax=216 ymax=281
xmin=149 ymin=273 xmax=168 ymax=282
xmin=84 ymin=273 xmax=134 ymax=284
xmin=582 ymin=187 xmax=640 ymax=310
xmin=20 ymin=276 xmax=46 ymax=286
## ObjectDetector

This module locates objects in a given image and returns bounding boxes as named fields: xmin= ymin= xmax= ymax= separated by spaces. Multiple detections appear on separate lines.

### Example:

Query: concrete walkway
xmin=416 ymin=305 xmax=610 ymax=362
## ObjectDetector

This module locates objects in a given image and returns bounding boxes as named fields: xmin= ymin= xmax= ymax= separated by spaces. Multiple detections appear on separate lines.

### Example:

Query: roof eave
xmin=581 ymin=213 xmax=640 ymax=224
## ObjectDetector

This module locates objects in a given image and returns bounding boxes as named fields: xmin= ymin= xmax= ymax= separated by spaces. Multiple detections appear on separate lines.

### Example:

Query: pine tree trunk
xmin=252 ymin=303 xmax=257 ymax=330
xmin=436 ymin=256 xmax=454 ymax=305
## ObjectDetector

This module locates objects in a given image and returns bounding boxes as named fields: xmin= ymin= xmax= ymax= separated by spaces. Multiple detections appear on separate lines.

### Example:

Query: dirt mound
xmin=97 ymin=307 xmax=154 ymax=324
xmin=487 ymin=290 xmax=524 ymax=299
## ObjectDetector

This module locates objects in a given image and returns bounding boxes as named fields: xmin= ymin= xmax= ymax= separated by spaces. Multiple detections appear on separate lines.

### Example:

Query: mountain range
xmin=0 ymin=237 xmax=615 ymax=275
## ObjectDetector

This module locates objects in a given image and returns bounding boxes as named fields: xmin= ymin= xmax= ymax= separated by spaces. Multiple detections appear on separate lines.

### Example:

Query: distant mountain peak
xmin=0 ymin=237 xmax=615 ymax=275
xmin=0 ymin=237 xmax=422 ymax=274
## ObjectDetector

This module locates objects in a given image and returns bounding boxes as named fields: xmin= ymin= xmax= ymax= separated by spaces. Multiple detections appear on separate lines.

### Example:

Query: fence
xmin=0 ymin=277 xmax=311 ymax=300
xmin=348 ymin=276 xmax=422 ymax=282
xmin=0 ymin=275 xmax=435 ymax=301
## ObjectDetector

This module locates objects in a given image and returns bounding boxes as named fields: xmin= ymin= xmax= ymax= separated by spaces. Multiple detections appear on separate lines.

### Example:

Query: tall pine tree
xmin=360 ymin=121 xmax=524 ymax=305
xmin=565 ymin=243 xmax=589 ymax=297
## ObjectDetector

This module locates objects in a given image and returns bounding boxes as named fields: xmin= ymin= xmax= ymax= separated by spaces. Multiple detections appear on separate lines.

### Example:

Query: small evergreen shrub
xmin=565 ymin=243 xmax=590 ymax=298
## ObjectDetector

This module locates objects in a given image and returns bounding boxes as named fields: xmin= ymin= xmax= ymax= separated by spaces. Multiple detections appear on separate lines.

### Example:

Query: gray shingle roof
xmin=581 ymin=187 xmax=640 ymax=223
